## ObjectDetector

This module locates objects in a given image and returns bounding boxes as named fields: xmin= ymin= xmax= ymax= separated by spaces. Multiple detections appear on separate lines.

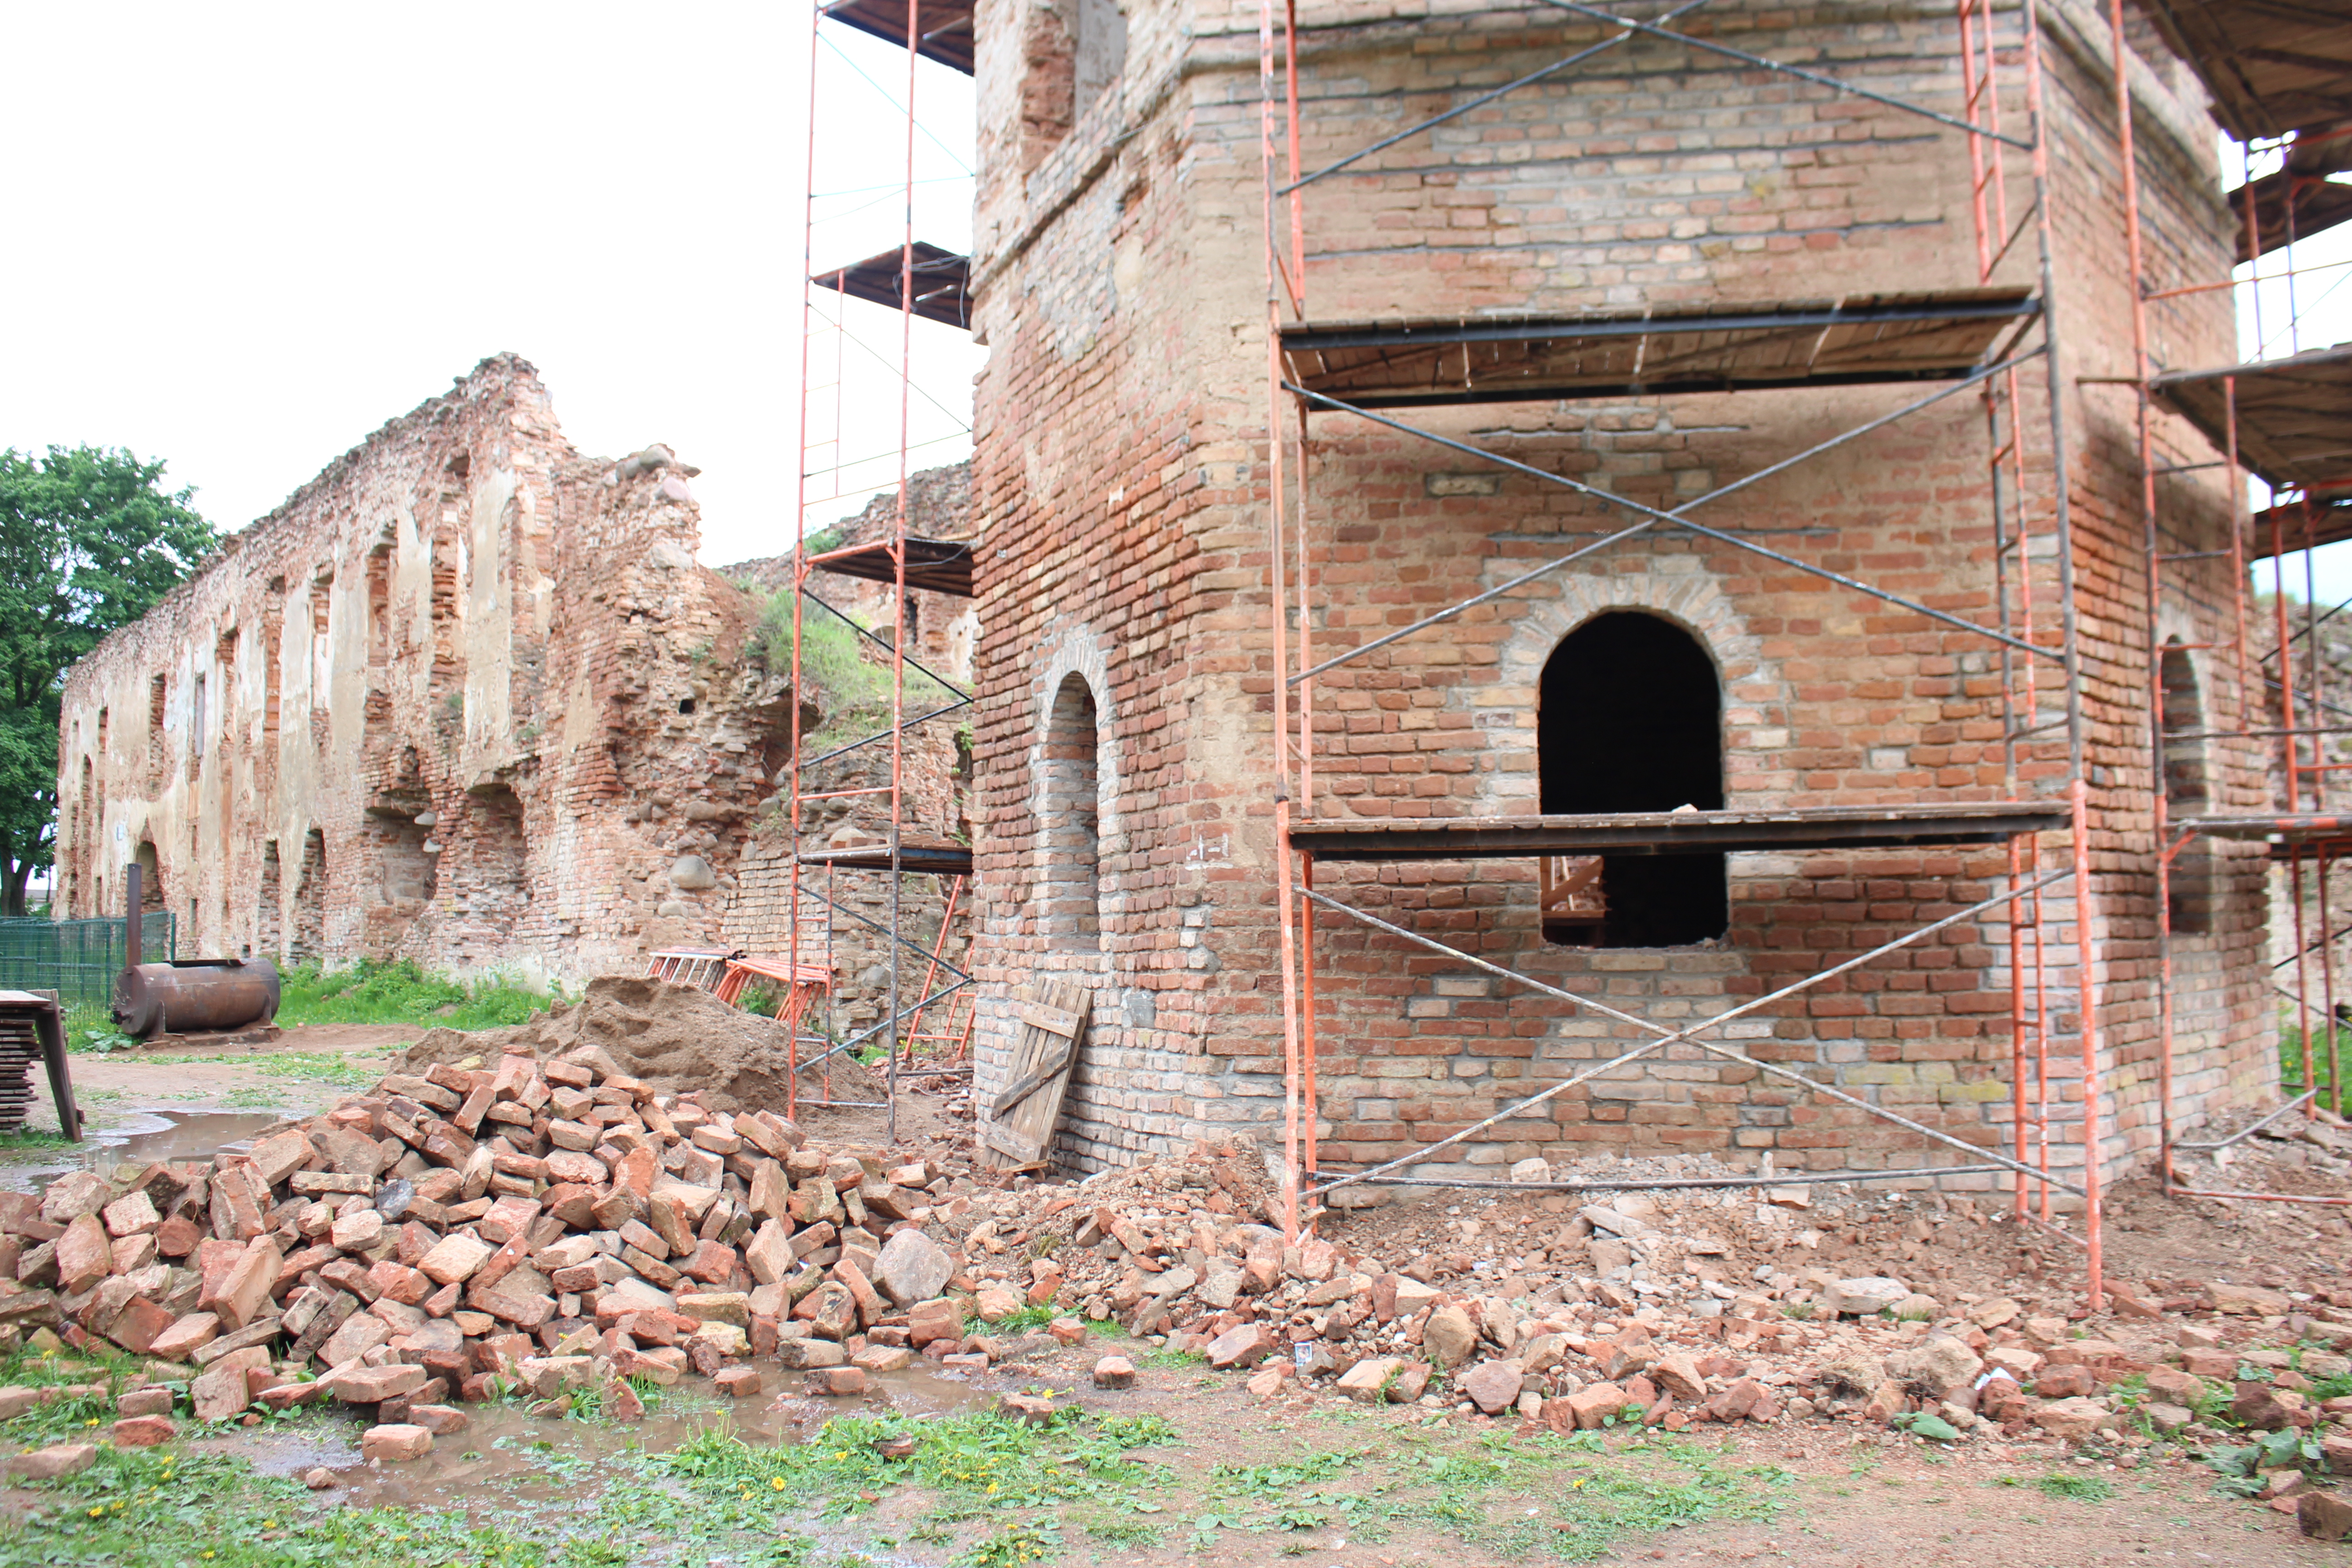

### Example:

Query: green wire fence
xmin=0 ymin=914 xmax=176 ymax=1010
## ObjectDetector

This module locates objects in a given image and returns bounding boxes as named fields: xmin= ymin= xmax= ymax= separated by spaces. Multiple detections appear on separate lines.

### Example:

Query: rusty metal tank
xmin=112 ymin=958 xmax=281 ymax=1039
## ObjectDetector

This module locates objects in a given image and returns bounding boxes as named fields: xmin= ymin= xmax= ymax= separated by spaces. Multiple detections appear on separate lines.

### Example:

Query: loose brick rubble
xmin=0 ymin=1039 xmax=984 ymax=1464
xmin=914 ymin=1135 xmax=2352 ymax=1526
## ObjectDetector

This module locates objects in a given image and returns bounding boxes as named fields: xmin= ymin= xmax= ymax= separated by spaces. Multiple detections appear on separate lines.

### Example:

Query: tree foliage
xmin=0 ymin=447 xmax=217 ymax=915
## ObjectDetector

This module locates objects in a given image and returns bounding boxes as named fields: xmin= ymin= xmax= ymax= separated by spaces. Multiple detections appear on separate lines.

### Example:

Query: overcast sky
xmin=0 ymin=6 xmax=2342 ymax=598
xmin=0 ymin=1 xmax=980 ymax=571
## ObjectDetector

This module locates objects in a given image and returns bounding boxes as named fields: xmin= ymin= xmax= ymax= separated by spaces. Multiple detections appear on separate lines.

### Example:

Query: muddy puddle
xmin=0 ymin=1109 xmax=282 ymax=1195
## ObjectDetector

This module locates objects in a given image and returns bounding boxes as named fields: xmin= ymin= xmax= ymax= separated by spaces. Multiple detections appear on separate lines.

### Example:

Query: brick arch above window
xmin=1472 ymin=564 xmax=1788 ymax=818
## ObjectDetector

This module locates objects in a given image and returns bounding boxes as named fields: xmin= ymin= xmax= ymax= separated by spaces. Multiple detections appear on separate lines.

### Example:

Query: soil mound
xmin=398 ymin=975 xmax=882 ymax=1113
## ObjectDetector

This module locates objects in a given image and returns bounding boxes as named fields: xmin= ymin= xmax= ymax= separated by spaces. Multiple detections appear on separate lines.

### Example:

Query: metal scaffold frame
xmin=788 ymin=0 xmax=981 ymax=1137
xmin=2115 ymin=0 xmax=2352 ymax=1205
xmin=1255 ymin=0 xmax=2113 ymax=1304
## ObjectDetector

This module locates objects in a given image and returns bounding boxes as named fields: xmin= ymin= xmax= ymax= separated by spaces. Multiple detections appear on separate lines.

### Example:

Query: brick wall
xmin=961 ymin=0 xmax=2276 ymax=1189
xmin=60 ymin=358 xmax=817 ymax=991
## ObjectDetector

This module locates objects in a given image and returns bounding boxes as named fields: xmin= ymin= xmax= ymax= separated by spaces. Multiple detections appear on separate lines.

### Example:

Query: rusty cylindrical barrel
xmin=112 ymin=959 xmax=281 ymax=1039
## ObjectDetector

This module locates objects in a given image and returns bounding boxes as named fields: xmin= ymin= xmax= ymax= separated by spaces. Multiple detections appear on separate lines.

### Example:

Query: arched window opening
xmin=290 ymin=828 xmax=327 ymax=962
xmin=2161 ymin=641 xmax=2216 ymax=935
xmin=1539 ymin=612 xmax=1726 ymax=947
xmin=1040 ymin=673 xmax=1102 ymax=951
xmin=258 ymin=840 xmax=283 ymax=960
xmin=132 ymin=840 xmax=163 ymax=913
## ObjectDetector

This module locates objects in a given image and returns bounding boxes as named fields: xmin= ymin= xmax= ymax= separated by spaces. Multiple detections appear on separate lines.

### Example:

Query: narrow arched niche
xmin=1539 ymin=611 xmax=1727 ymax=947
xmin=1040 ymin=672 xmax=1103 ymax=951
xmin=2161 ymin=640 xmax=2216 ymax=936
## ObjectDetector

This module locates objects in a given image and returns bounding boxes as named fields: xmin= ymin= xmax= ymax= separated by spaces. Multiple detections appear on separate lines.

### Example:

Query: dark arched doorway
xmin=1539 ymin=611 xmax=1727 ymax=947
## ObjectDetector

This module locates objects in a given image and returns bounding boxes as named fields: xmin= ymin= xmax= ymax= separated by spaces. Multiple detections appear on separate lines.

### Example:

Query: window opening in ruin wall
xmin=364 ymin=544 xmax=393 ymax=730
xmin=309 ymin=573 xmax=333 ymax=751
xmin=289 ymin=828 xmax=326 ymax=962
xmin=1538 ymin=611 xmax=1726 ymax=948
xmin=132 ymin=839 xmax=162 ymax=914
xmin=1020 ymin=0 xmax=1125 ymax=171
xmin=1040 ymin=671 xmax=1103 ymax=952
xmin=146 ymin=674 xmax=165 ymax=792
xmin=258 ymin=839 xmax=282 ymax=961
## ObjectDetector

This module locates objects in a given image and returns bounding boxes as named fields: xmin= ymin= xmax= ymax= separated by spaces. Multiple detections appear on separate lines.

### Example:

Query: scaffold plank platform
xmin=807 ymin=535 xmax=975 ymax=597
xmin=799 ymin=839 xmax=974 ymax=875
xmin=2134 ymin=0 xmax=2352 ymax=141
xmin=812 ymin=242 xmax=973 ymax=329
xmin=821 ymin=0 xmax=975 ymax=73
xmin=2151 ymin=345 xmax=2352 ymax=495
xmin=2247 ymin=496 xmax=2352 ymax=559
xmin=2183 ymin=814 xmax=2352 ymax=851
xmin=1288 ymin=803 xmax=2068 ymax=862
xmin=1278 ymin=289 xmax=2037 ymax=409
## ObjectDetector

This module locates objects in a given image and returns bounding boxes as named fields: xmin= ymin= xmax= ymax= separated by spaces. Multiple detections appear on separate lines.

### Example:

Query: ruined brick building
xmin=950 ymin=0 xmax=2283 ymax=1188
xmin=55 ymin=357 xmax=972 ymax=998
xmin=63 ymin=0 xmax=2311 ymax=1203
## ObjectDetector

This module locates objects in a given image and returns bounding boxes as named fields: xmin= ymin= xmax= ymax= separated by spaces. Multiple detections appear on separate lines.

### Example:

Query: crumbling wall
xmin=56 ymin=357 xmax=810 ymax=989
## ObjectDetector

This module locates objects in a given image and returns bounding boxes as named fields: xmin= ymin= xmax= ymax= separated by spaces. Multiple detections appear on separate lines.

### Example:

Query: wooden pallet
xmin=980 ymin=980 xmax=1090 ymax=1170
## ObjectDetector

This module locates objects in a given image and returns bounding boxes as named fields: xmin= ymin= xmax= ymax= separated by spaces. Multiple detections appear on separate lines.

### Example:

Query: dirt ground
xmin=9 ymin=1319 xmax=2330 ymax=1568
xmin=1 ymin=1025 xmax=2345 ymax=1564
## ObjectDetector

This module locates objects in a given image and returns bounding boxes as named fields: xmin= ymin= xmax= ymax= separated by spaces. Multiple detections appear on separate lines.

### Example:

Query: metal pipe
xmin=1260 ymin=0 xmax=1304 ymax=1243
xmin=2070 ymin=777 xmax=2105 ymax=1310
xmin=1305 ymin=1164 xmax=2028 ymax=1192
xmin=2173 ymin=1088 xmax=2319 ymax=1151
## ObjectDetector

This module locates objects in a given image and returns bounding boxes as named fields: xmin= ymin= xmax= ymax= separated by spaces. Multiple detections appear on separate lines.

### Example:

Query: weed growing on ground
xmin=0 ymin=1126 xmax=72 ymax=1151
xmin=988 ymin=1303 xmax=1060 ymax=1334
xmin=274 ymin=958 xmax=558 ymax=1030
xmin=2034 ymin=1471 xmax=2116 ymax=1502
xmin=654 ymin=1408 xmax=1178 ymax=1533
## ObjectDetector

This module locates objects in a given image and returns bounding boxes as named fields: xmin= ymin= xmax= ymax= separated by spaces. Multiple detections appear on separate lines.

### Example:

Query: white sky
xmin=0 ymin=7 xmax=2341 ymax=597
xmin=0 ymin=1 xmax=982 ymax=571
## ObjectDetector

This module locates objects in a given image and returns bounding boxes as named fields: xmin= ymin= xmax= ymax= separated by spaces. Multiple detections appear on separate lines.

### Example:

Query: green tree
xmin=0 ymin=447 xmax=217 ymax=916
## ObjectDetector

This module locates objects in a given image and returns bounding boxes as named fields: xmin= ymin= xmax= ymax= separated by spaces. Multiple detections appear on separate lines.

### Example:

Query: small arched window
xmin=2161 ymin=641 xmax=2216 ymax=935
xmin=1539 ymin=612 xmax=1727 ymax=947
xmin=1040 ymin=673 xmax=1102 ymax=951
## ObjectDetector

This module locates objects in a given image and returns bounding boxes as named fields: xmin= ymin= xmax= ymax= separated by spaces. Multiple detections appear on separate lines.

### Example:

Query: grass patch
xmin=985 ymin=1303 xmax=1061 ymax=1334
xmin=2278 ymin=1022 xmax=2349 ymax=1111
xmin=0 ymin=1126 xmax=73 ymax=1152
xmin=275 ymin=959 xmax=558 ymax=1032
xmin=755 ymin=590 xmax=964 ymax=755
xmin=0 ymin=1440 xmax=818 ymax=1568
xmin=653 ymin=1407 xmax=1177 ymax=1529
xmin=2034 ymin=1471 xmax=2115 ymax=1502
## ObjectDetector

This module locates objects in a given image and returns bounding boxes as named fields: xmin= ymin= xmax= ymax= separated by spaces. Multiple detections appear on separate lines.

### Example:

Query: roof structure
xmin=808 ymin=535 xmax=974 ymax=597
xmin=2132 ymin=0 xmax=2352 ymax=141
xmin=821 ymin=0 xmax=974 ymax=72
xmin=1287 ymin=803 xmax=2069 ymax=862
xmin=2233 ymin=168 xmax=2352 ymax=261
xmin=1279 ymin=290 xmax=2038 ymax=409
xmin=812 ymin=243 xmax=973 ymax=330
xmin=2151 ymin=344 xmax=2352 ymax=495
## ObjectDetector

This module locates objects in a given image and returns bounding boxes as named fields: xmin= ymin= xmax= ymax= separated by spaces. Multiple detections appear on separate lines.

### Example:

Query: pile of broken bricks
xmin=950 ymin=1147 xmax=2352 ymax=1538
xmin=0 ymin=1042 xmax=996 ymax=1468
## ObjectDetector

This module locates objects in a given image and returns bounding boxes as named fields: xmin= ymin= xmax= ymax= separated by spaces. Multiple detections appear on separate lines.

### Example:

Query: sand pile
xmin=398 ymin=977 xmax=883 ymax=1112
